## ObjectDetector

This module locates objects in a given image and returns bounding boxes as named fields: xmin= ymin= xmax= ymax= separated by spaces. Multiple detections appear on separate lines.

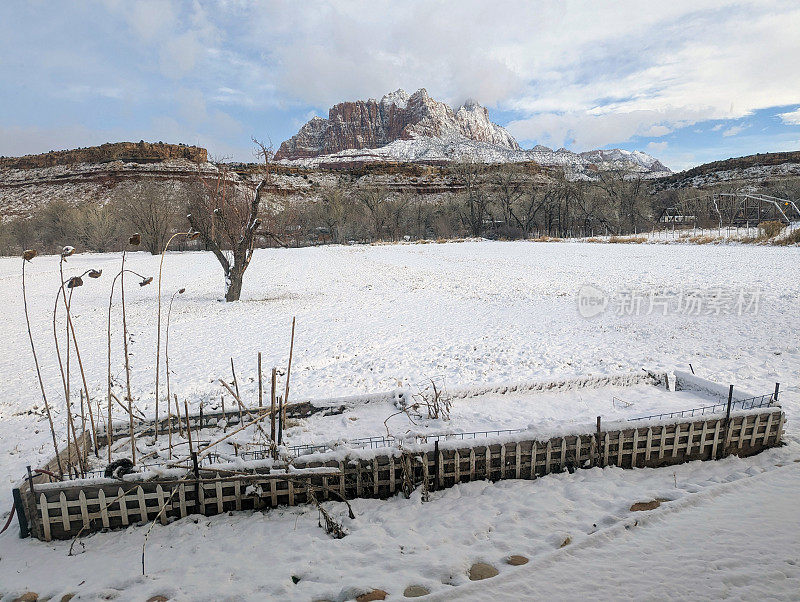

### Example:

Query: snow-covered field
xmin=0 ymin=240 xmax=798 ymax=599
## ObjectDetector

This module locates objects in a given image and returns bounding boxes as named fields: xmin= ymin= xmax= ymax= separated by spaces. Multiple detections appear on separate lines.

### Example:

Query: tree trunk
xmin=225 ymin=269 xmax=244 ymax=302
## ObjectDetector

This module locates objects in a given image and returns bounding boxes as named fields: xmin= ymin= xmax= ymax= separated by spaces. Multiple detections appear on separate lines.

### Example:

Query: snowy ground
xmin=0 ymin=240 xmax=798 ymax=599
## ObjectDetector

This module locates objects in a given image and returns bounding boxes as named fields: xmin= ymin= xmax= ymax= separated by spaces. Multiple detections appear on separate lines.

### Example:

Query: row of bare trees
xmin=272 ymin=163 xmax=655 ymax=244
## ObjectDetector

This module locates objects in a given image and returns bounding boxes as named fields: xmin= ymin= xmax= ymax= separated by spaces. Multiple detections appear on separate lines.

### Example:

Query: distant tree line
xmin=3 ymin=160 xmax=799 ymax=257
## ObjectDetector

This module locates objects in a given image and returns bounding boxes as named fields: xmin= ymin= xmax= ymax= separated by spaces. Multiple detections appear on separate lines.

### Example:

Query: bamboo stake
xmin=230 ymin=358 xmax=241 ymax=400
xmin=109 ymin=392 xmax=145 ymax=420
xmin=218 ymin=379 xmax=270 ymax=440
xmin=196 ymin=408 xmax=274 ymax=459
xmin=175 ymin=394 xmax=183 ymax=438
xmin=221 ymin=396 xmax=227 ymax=433
xmin=283 ymin=318 xmax=295 ymax=421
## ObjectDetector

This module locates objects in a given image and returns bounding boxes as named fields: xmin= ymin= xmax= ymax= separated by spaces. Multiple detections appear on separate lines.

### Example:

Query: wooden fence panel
xmin=17 ymin=410 xmax=784 ymax=541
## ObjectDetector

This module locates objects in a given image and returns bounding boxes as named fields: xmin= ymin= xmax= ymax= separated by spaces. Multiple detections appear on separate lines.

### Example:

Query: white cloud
xmin=779 ymin=107 xmax=800 ymax=125
xmin=2 ymin=0 xmax=800 ymax=159
xmin=235 ymin=0 xmax=800 ymax=149
xmin=647 ymin=141 xmax=668 ymax=152
xmin=722 ymin=125 xmax=748 ymax=137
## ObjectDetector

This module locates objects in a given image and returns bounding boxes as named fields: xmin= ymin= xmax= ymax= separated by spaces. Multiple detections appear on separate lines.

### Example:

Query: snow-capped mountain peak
xmin=274 ymin=89 xmax=670 ymax=178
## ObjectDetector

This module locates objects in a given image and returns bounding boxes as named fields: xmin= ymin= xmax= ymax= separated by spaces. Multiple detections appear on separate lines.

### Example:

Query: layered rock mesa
xmin=0 ymin=141 xmax=207 ymax=169
xmin=275 ymin=88 xmax=519 ymax=160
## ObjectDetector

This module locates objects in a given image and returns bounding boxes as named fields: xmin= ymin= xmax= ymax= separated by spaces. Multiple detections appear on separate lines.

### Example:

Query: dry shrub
xmin=688 ymin=235 xmax=718 ymax=245
xmin=584 ymin=237 xmax=602 ymax=243
xmin=774 ymin=227 xmax=800 ymax=246
xmin=532 ymin=235 xmax=562 ymax=242
xmin=758 ymin=220 xmax=785 ymax=239
xmin=609 ymin=236 xmax=647 ymax=244
xmin=412 ymin=377 xmax=452 ymax=420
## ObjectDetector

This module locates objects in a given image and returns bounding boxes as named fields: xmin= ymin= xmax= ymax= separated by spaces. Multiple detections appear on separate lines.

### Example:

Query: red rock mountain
xmin=275 ymin=88 xmax=519 ymax=160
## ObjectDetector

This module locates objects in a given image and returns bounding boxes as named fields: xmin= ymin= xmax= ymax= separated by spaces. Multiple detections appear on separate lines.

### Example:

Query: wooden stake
xmin=277 ymin=395 xmax=283 ymax=445
xmin=270 ymin=367 xmax=277 ymax=446
xmin=596 ymin=416 xmax=603 ymax=467
xmin=258 ymin=352 xmax=263 ymax=408
xmin=184 ymin=400 xmax=194 ymax=456
xmin=168 ymin=405 xmax=173 ymax=460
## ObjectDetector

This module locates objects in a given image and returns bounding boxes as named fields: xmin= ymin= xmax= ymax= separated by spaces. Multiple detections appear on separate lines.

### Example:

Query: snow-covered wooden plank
xmin=98 ymin=489 xmax=110 ymax=528
xmin=454 ymin=450 xmax=460 ymax=482
xmin=60 ymin=492 xmax=70 ymax=531
xmin=469 ymin=448 xmax=476 ymax=480
xmin=389 ymin=456 xmax=395 ymax=493
xmin=545 ymin=441 xmax=552 ymax=475
xmin=515 ymin=442 xmax=522 ymax=478
xmin=738 ymin=415 xmax=748 ymax=449
xmin=118 ymin=487 xmax=129 ymax=526
xmin=137 ymin=486 xmax=148 ymax=523
xmin=750 ymin=414 xmax=761 ymax=447
xmin=78 ymin=490 xmax=89 ymax=529
xmin=216 ymin=478 xmax=224 ymax=513
xmin=616 ymin=431 xmax=624 ymax=466
xmin=711 ymin=420 xmax=721 ymax=459
xmin=631 ymin=429 xmax=639 ymax=468
xmin=500 ymin=444 xmax=507 ymax=479
xmin=178 ymin=484 xmax=187 ymax=517
xmin=40 ymin=493 xmax=51 ymax=541
xmin=672 ymin=424 xmax=681 ymax=458
xmin=699 ymin=420 xmax=709 ymax=458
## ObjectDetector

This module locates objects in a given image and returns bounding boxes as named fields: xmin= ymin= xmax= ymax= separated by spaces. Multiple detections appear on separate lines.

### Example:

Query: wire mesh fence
xmin=628 ymin=393 xmax=775 ymax=422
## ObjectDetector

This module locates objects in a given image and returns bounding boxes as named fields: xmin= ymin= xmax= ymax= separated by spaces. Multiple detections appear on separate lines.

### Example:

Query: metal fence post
xmin=773 ymin=383 xmax=780 ymax=404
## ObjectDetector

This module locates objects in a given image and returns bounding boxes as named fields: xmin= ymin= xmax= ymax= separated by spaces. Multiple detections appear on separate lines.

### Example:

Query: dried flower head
xmin=66 ymin=276 xmax=84 ymax=289
xmin=22 ymin=249 xmax=38 ymax=261
xmin=88 ymin=269 xmax=102 ymax=279
xmin=61 ymin=246 xmax=76 ymax=258
xmin=178 ymin=288 xmax=186 ymax=294
xmin=140 ymin=276 xmax=153 ymax=287
xmin=129 ymin=233 xmax=141 ymax=246
xmin=187 ymin=230 xmax=201 ymax=241
xmin=253 ymin=218 xmax=263 ymax=229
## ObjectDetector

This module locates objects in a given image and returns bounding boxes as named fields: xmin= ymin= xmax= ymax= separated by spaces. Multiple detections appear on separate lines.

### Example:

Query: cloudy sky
xmin=1 ymin=0 xmax=799 ymax=171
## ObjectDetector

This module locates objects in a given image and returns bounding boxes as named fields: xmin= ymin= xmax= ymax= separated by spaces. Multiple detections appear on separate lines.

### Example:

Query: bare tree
xmin=356 ymin=186 xmax=391 ymax=240
xmin=113 ymin=181 xmax=181 ymax=254
xmin=453 ymin=158 xmax=488 ymax=237
xmin=76 ymin=203 xmax=120 ymax=252
xmin=187 ymin=141 xmax=272 ymax=302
